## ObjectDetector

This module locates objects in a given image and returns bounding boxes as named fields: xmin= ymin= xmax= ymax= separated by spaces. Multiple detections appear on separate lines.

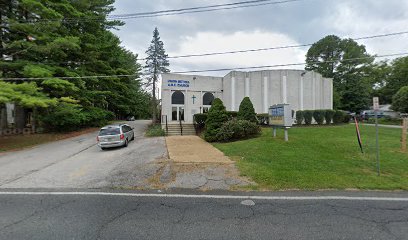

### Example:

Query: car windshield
xmin=99 ymin=128 xmax=120 ymax=136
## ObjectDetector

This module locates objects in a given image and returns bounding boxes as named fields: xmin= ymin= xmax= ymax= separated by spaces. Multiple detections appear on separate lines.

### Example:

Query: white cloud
xmin=168 ymin=30 xmax=307 ymax=76
xmin=325 ymin=1 xmax=408 ymax=58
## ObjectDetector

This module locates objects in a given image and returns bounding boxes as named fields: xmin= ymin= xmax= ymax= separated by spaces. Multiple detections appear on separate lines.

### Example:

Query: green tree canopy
xmin=392 ymin=86 xmax=408 ymax=113
xmin=305 ymin=35 xmax=374 ymax=112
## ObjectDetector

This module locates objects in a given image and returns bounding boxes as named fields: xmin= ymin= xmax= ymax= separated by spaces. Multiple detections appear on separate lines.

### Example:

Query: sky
xmin=111 ymin=0 xmax=408 ymax=77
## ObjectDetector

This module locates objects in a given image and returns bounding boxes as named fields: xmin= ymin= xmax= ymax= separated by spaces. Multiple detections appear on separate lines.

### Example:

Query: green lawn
xmin=213 ymin=125 xmax=408 ymax=190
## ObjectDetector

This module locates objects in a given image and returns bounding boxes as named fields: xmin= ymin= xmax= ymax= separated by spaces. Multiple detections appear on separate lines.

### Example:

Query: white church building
xmin=161 ymin=70 xmax=333 ymax=124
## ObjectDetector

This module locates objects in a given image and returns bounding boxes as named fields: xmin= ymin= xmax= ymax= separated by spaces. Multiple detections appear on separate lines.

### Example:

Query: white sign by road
xmin=373 ymin=97 xmax=379 ymax=111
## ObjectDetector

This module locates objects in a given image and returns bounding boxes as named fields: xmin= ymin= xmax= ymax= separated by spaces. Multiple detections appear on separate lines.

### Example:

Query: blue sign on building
xmin=168 ymin=80 xmax=190 ymax=87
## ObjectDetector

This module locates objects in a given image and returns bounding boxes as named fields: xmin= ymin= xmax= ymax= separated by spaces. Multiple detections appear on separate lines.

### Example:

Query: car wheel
xmin=124 ymin=139 xmax=128 ymax=147
xmin=131 ymin=134 xmax=134 ymax=141
xmin=101 ymin=147 xmax=106 ymax=150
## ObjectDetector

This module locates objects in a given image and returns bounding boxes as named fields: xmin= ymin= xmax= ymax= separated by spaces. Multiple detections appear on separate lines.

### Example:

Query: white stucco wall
xmin=161 ymin=70 xmax=332 ymax=124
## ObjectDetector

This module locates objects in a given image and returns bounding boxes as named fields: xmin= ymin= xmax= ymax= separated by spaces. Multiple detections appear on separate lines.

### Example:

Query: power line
xmin=7 ymin=0 xmax=304 ymax=24
xmin=105 ymin=0 xmax=304 ymax=21
xmin=3 ymin=30 xmax=408 ymax=66
xmin=2 ymin=52 xmax=407 ymax=81
xmin=139 ymin=31 xmax=408 ymax=61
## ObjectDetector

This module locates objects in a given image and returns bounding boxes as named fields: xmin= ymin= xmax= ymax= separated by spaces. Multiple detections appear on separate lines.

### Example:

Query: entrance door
xmin=172 ymin=105 xmax=184 ymax=121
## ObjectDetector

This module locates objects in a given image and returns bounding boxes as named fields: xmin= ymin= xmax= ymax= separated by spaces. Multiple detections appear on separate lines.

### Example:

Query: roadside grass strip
xmin=213 ymin=125 xmax=408 ymax=190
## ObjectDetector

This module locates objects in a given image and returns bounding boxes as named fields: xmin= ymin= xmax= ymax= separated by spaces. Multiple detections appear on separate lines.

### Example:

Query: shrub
xmin=82 ymin=107 xmax=114 ymax=127
xmin=333 ymin=110 xmax=345 ymax=124
xmin=215 ymin=119 xmax=261 ymax=142
xmin=295 ymin=110 xmax=304 ymax=125
xmin=343 ymin=112 xmax=351 ymax=123
xmin=313 ymin=110 xmax=326 ymax=125
xmin=145 ymin=124 xmax=165 ymax=137
xmin=41 ymin=103 xmax=86 ymax=132
xmin=392 ymin=86 xmax=408 ymax=113
xmin=237 ymin=97 xmax=257 ymax=123
xmin=303 ymin=110 xmax=313 ymax=125
xmin=204 ymin=98 xmax=228 ymax=142
xmin=194 ymin=113 xmax=207 ymax=133
xmin=226 ymin=111 xmax=238 ymax=120
xmin=325 ymin=110 xmax=335 ymax=125
xmin=257 ymin=113 xmax=269 ymax=125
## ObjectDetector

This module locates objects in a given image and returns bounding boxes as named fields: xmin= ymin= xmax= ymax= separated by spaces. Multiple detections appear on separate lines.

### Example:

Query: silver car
xmin=97 ymin=124 xmax=135 ymax=150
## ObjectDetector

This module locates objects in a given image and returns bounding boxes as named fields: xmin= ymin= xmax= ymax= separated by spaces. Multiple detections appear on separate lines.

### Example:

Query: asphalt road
xmin=0 ymin=120 xmax=167 ymax=188
xmin=0 ymin=191 xmax=407 ymax=240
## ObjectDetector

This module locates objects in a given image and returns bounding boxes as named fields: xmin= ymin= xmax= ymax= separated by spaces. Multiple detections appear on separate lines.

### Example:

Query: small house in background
xmin=0 ymin=103 xmax=35 ymax=136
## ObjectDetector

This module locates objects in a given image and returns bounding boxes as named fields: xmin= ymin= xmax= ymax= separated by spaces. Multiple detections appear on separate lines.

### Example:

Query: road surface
xmin=0 ymin=190 xmax=407 ymax=240
xmin=0 ymin=120 xmax=167 ymax=188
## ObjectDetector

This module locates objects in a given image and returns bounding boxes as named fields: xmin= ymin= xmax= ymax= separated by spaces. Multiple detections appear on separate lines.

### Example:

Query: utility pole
xmin=402 ymin=114 xmax=408 ymax=152
xmin=373 ymin=97 xmax=380 ymax=176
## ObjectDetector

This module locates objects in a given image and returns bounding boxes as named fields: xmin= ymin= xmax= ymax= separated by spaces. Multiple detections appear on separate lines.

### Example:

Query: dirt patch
xmin=0 ymin=127 xmax=99 ymax=153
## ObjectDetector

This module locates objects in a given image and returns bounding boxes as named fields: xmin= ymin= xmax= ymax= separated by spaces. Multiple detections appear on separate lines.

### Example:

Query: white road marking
xmin=0 ymin=191 xmax=408 ymax=201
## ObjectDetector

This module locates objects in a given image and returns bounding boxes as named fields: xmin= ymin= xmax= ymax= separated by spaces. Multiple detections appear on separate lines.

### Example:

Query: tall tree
xmin=305 ymin=35 xmax=374 ymax=112
xmin=1 ymin=0 xmax=151 ymax=131
xmin=144 ymin=27 xmax=170 ymax=123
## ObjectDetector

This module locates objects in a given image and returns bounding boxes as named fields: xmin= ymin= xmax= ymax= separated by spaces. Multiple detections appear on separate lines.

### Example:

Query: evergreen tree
xmin=237 ymin=97 xmax=257 ymax=123
xmin=144 ymin=27 xmax=169 ymax=123
xmin=1 ymin=0 xmax=151 ymax=131
xmin=204 ymin=98 xmax=228 ymax=142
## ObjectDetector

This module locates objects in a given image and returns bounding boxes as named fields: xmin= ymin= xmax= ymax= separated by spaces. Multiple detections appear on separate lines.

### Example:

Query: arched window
xmin=171 ymin=91 xmax=184 ymax=105
xmin=202 ymin=92 xmax=214 ymax=105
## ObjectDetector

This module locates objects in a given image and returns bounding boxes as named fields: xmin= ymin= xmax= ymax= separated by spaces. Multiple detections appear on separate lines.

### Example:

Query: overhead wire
xmin=1 ymin=52 xmax=407 ymax=81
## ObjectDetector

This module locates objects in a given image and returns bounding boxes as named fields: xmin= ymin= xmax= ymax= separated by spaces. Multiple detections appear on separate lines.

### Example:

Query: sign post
xmin=373 ymin=97 xmax=380 ymax=176
xmin=402 ymin=114 xmax=408 ymax=153
xmin=268 ymin=104 xmax=292 ymax=141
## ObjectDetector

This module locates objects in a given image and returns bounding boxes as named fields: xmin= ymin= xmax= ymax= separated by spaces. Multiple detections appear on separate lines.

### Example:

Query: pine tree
xmin=145 ymin=27 xmax=170 ymax=123
xmin=237 ymin=97 xmax=257 ymax=123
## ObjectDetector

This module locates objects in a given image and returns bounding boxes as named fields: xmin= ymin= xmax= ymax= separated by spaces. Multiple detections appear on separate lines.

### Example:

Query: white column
xmin=263 ymin=76 xmax=268 ymax=113
xmin=245 ymin=77 xmax=250 ymax=97
xmin=300 ymin=76 xmax=304 ymax=110
xmin=330 ymin=79 xmax=333 ymax=109
xmin=231 ymin=76 xmax=236 ymax=111
xmin=312 ymin=72 xmax=316 ymax=109
xmin=282 ymin=75 xmax=287 ymax=103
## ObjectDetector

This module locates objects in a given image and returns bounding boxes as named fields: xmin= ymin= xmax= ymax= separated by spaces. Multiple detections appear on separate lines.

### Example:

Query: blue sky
xmin=112 ymin=0 xmax=408 ymax=76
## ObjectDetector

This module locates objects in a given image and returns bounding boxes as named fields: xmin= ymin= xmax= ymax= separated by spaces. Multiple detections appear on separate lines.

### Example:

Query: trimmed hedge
xmin=333 ymin=110 xmax=345 ymax=124
xmin=215 ymin=119 xmax=261 ymax=142
xmin=313 ymin=110 xmax=326 ymax=125
xmin=296 ymin=110 xmax=304 ymax=125
xmin=325 ymin=110 xmax=335 ymax=125
xmin=303 ymin=110 xmax=314 ymax=125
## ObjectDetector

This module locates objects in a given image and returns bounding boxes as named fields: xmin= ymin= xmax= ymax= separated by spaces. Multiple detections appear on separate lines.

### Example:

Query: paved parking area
xmin=0 ymin=120 xmax=167 ymax=189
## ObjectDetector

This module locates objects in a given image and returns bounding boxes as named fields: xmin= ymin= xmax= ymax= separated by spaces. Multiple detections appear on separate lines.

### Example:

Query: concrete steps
xmin=163 ymin=124 xmax=196 ymax=136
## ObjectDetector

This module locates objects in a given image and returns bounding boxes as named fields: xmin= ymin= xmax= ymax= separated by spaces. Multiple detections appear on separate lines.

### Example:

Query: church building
xmin=161 ymin=70 xmax=333 ymax=124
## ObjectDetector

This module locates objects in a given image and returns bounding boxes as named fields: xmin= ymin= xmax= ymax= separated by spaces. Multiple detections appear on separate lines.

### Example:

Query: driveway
xmin=0 ymin=120 xmax=167 ymax=188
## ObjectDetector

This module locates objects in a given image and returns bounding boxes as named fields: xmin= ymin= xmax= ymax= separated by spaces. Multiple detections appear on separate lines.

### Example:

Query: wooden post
xmin=402 ymin=117 xmax=407 ymax=152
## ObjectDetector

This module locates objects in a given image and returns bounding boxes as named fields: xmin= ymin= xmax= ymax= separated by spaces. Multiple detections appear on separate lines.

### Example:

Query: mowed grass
xmin=213 ymin=125 xmax=408 ymax=190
